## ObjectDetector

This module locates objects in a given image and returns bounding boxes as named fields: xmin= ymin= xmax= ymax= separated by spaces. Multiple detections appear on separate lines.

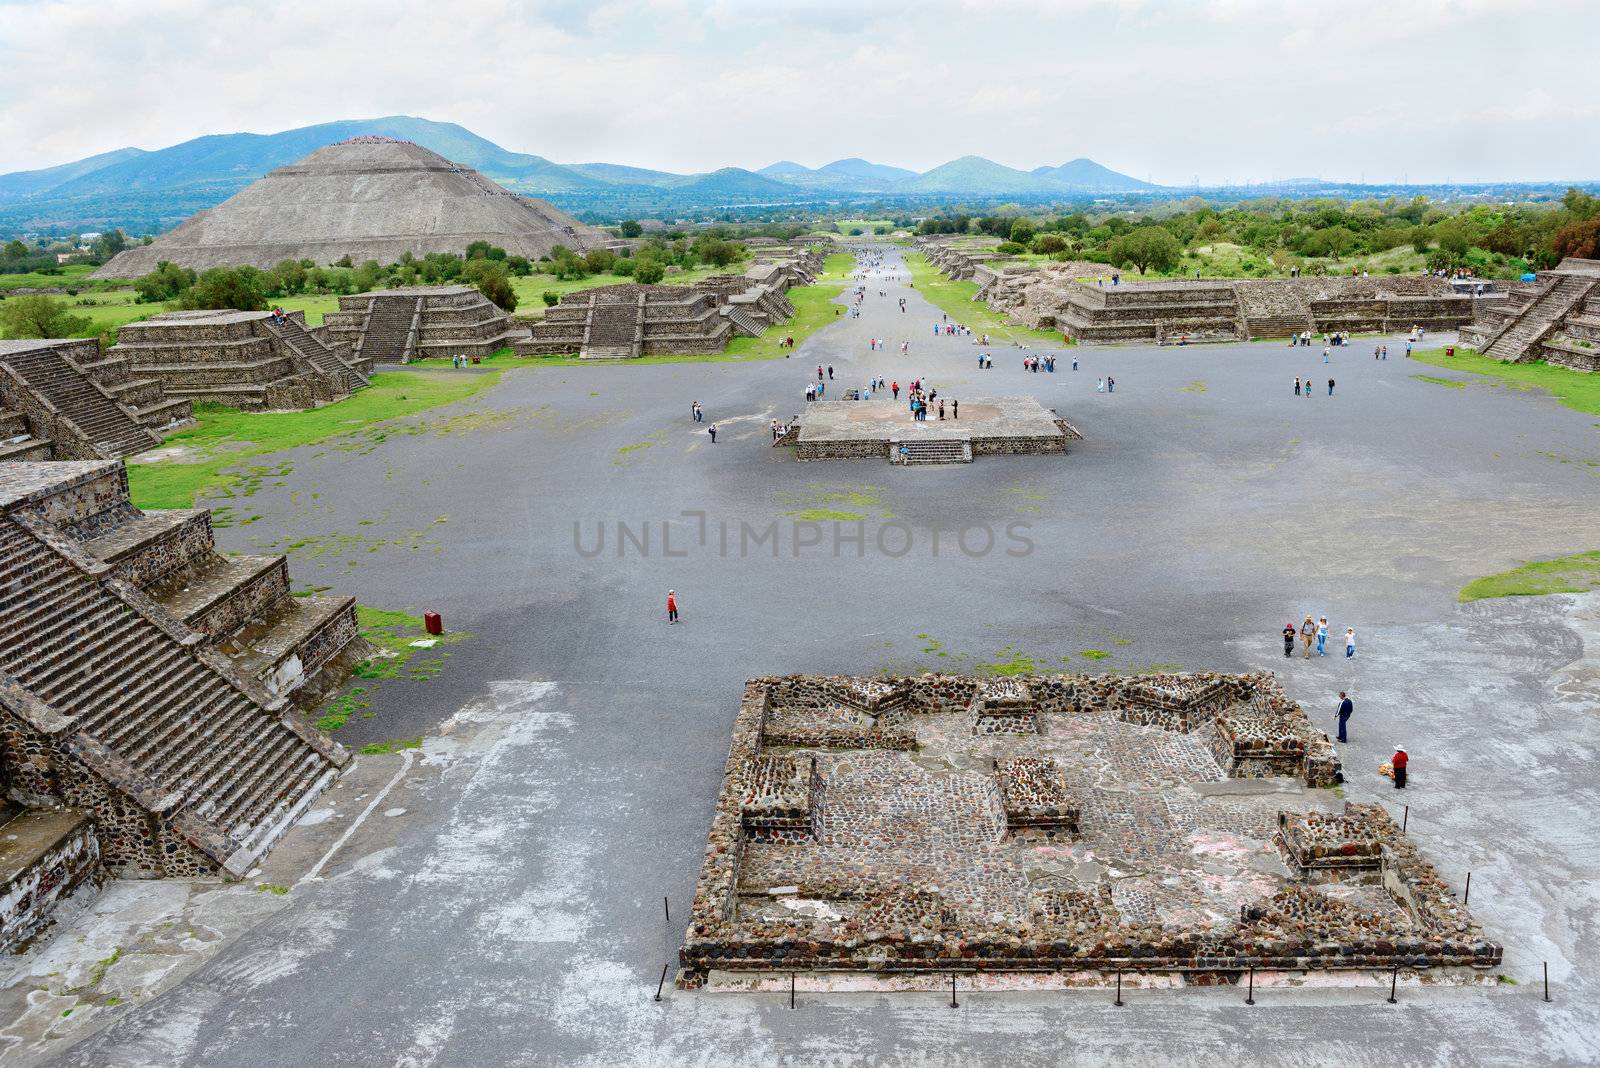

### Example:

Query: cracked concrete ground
xmin=5 ymin=243 xmax=1600 ymax=1066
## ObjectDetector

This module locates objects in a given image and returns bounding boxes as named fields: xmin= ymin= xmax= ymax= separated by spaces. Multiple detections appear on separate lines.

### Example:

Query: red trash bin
xmin=424 ymin=611 xmax=443 ymax=635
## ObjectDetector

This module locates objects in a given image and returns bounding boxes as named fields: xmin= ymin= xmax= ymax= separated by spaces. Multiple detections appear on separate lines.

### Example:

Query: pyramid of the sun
xmin=94 ymin=137 xmax=610 ymax=277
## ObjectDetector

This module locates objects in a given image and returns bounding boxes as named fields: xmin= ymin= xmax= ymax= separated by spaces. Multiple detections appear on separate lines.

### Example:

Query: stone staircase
xmin=725 ymin=305 xmax=768 ymax=337
xmin=1243 ymin=312 xmax=1313 ymax=339
xmin=894 ymin=438 xmax=973 ymax=464
xmin=583 ymin=300 xmax=642 ymax=359
xmin=0 ymin=345 xmax=156 ymax=458
xmin=359 ymin=296 xmax=422 ymax=364
xmin=1482 ymin=274 xmax=1598 ymax=362
xmin=0 ymin=514 xmax=345 ymax=876
xmin=266 ymin=316 xmax=370 ymax=393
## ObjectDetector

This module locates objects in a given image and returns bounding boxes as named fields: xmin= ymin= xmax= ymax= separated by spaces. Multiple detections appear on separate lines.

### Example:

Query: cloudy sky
xmin=2 ymin=0 xmax=1596 ymax=183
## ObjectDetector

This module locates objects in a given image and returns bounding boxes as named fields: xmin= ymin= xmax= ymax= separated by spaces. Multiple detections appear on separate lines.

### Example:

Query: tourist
xmin=1391 ymin=746 xmax=1408 ymax=789
xmin=708 ymin=424 xmax=718 ymax=443
xmin=1107 ymin=376 xmax=1115 ymax=393
xmin=827 ymin=366 xmax=834 ymax=380
xmin=1300 ymin=615 xmax=1316 ymax=657
xmin=1345 ymin=627 xmax=1357 ymax=658
xmin=1322 ymin=346 xmax=1330 ymax=364
xmin=892 ymin=381 xmax=900 ymax=400
xmin=1282 ymin=622 xmax=1296 ymax=657
xmin=692 ymin=401 xmax=703 ymax=423
xmin=667 ymin=590 xmax=679 ymax=625
xmin=938 ymin=399 xmax=946 ymax=420
xmin=817 ymin=365 xmax=824 ymax=380
xmin=1072 ymin=356 xmax=1078 ymax=371
xmin=952 ymin=399 xmax=958 ymax=420
xmin=1405 ymin=341 xmax=1412 ymax=357
xmin=1294 ymin=376 xmax=1301 ymax=396
xmin=1336 ymin=691 xmax=1353 ymax=743
xmin=1096 ymin=378 xmax=1105 ymax=393
xmin=1327 ymin=377 xmax=1335 ymax=396
xmin=1316 ymin=616 xmax=1329 ymax=656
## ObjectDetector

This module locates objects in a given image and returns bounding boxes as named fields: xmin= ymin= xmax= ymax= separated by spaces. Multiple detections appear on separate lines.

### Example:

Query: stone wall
xmin=0 ymin=810 xmax=104 ymax=952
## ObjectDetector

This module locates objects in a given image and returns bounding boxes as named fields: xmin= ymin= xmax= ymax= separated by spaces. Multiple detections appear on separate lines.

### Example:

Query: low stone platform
xmin=678 ymin=672 xmax=1500 ymax=987
xmin=786 ymin=396 xmax=1077 ymax=463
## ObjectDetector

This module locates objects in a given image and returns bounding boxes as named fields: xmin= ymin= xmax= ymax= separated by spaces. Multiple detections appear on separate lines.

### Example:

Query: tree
xmin=583 ymin=248 xmax=617 ymax=274
xmin=1105 ymin=227 xmax=1182 ymax=274
xmin=619 ymin=219 xmax=643 ymax=238
xmin=1009 ymin=218 xmax=1036 ymax=245
xmin=91 ymin=229 xmax=129 ymax=261
xmin=134 ymin=261 xmax=197 ymax=303
xmin=633 ymin=257 xmax=666 ymax=285
xmin=0 ymin=294 xmax=92 ymax=339
xmin=1551 ymin=216 xmax=1600 ymax=261
xmin=462 ymin=259 xmax=517 ymax=311
xmin=2 ymin=239 xmax=26 ymax=262
xmin=1032 ymin=233 xmax=1067 ymax=255
xmin=179 ymin=267 xmax=268 ymax=311
xmin=692 ymin=235 xmax=739 ymax=268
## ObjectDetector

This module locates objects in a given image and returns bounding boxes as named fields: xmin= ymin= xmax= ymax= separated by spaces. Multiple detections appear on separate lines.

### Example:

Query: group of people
xmin=1283 ymin=615 xmax=1356 ymax=659
xmin=1022 ymin=354 xmax=1057 ymax=373
xmin=1291 ymin=376 xmax=1337 ymax=396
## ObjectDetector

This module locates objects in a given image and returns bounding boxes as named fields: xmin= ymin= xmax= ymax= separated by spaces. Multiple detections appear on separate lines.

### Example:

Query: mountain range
xmin=0 ymin=115 xmax=1163 ymax=235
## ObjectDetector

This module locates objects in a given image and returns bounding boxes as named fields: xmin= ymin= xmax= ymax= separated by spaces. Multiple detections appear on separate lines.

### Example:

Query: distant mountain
xmin=757 ymin=161 xmax=812 ymax=176
xmin=818 ymin=158 xmax=916 ymax=182
xmin=0 ymin=146 xmax=150 ymax=200
xmin=903 ymin=156 xmax=1054 ymax=194
xmin=566 ymin=162 xmax=682 ymax=187
xmin=1031 ymin=158 xmax=1156 ymax=192
xmin=661 ymin=168 xmax=797 ymax=196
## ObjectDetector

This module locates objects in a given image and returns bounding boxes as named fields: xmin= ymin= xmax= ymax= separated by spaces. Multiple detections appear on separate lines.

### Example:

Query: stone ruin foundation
xmin=678 ymin=672 xmax=1500 ymax=988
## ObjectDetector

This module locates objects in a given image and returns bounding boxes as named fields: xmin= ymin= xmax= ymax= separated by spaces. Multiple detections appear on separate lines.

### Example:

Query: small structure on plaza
xmin=0 ymin=458 xmax=364 ymax=930
xmin=93 ymin=137 xmax=611 ymax=277
xmin=324 ymin=284 xmax=526 ymax=364
xmin=111 ymin=308 xmax=371 ymax=410
xmin=1459 ymin=257 xmax=1600 ymax=368
xmin=678 ymin=672 xmax=1500 ymax=988
xmin=777 ymin=395 xmax=1080 ymax=463
xmin=0 ymin=339 xmax=192 ymax=461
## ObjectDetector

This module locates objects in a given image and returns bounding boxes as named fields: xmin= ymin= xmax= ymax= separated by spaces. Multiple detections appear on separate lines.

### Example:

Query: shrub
xmin=0 ymin=294 xmax=92 ymax=339
xmin=633 ymin=258 xmax=666 ymax=284
xmin=995 ymin=241 xmax=1026 ymax=255
xmin=542 ymin=290 xmax=560 ymax=307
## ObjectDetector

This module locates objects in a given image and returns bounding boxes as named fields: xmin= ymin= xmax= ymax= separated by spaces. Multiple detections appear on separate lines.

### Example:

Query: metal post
xmin=1544 ymin=962 xmax=1551 ymax=1003
xmin=1463 ymin=872 xmax=1471 ymax=906
xmin=1245 ymin=967 xmax=1255 ymax=1006
xmin=1402 ymin=805 xmax=1409 ymax=833
xmin=950 ymin=974 xmax=959 ymax=1009
xmin=790 ymin=973 xmax=796 ymax=1009
xmin=1114 ymin=969 xmax=1124 ymax=1007
xmin=654 ymin=962 xmax=669 ymax=1002
xmin=1386 ymin=965 xmax=1398 ymax=1004
xmin=664 ymin=896 xmax=671 ymax=924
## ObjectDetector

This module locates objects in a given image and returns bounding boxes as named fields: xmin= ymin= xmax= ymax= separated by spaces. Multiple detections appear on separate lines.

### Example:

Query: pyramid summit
xmin=93 ymin=136 xmax=610 ymax=277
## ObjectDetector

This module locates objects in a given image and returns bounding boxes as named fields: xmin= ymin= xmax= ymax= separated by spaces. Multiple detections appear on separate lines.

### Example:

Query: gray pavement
xmin=16 ymin=243 xmax=1600 ymax=1066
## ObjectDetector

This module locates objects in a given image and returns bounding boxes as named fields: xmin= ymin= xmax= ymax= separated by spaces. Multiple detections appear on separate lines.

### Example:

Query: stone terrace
xmin=325 ymin=284 xmax=527 ymax=364
xmin=112 ymin=309 xmax=370 ymax=411
xmin=679 ymin=672 xmax=1498 ymax=986
xmin=0 ymin=339 xmax=190 ymax=462
xmin=784 ymin=395 xmax=1078 ymax=464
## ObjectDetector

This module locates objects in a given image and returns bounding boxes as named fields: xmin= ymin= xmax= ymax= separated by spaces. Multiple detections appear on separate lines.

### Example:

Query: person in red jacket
xmin=666 ymin=590 xmax=678 ymax=625
xmin=1391 ymin=746 xmax=1408 ymax=789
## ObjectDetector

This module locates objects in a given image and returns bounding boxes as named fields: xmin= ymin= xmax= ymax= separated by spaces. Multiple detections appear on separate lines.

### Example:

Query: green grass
xmin=904 ymin=253 xmax=1064 ymax=348
xmin=317 ymin=608 xmax=470 ymax=732
xmin=0 ymin=264 xmax=122 ymax=291
xmin=1411 ymin=373 xmax=1465 ymax=389
xmin=785 ymin=508 xmax=866 ymax=522
xmin=1459 ymin=550 xmax=1600 ymax=602
xmin=1410 ymin=347 xmax=1600 ymax=417
xmin=125 ymin=370 xmax=502 ymax=509
xmin=358 ymin=736 xmax=423 ymax=755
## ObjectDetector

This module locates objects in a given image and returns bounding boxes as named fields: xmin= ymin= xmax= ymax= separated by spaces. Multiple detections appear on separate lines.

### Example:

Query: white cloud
xmin=0 ymin=0 xmax=1593 ymax=183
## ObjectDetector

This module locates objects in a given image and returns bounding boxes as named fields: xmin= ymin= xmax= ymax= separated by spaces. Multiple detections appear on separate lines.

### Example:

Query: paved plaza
xmin=6 ymin=243 xmax=1600 ymax=1066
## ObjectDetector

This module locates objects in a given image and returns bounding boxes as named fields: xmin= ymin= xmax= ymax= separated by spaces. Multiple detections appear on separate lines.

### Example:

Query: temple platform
xmin=785 ymin=395 xmax=1078 ymax=463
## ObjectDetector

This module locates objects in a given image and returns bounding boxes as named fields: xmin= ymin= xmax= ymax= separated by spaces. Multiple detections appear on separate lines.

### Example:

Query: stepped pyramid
xmin=0 ymin=460 xmax=366 ymax=878
xmin=93 ymin=137 xmax=611 ymax=277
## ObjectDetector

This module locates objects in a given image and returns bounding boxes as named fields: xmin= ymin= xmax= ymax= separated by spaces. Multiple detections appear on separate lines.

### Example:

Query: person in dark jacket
xmin=1282 ymin=622 xmax=1296 ymax=657
xmin=1336 ymin=691 xmax=1353 ymax=743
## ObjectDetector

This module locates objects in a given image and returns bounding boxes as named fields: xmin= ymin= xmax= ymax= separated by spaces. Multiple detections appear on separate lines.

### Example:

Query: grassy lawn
xmin=904 ymin=252 xmax=1064 ymax=347
xmin=125 ymin=370 xmax=503 ymax=510
xmin=0 ymin=264 xmax=127 ymax=291
xmin=1409 ymin=347 xmax=1600 ymax=418
xmin=1460 ymin=551 xmax=1600 ymax=601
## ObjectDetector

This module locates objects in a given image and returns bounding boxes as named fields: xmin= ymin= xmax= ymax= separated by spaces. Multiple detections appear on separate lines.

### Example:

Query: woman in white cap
xmin=1391 ymin=746 xmax=1407 ymax=789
